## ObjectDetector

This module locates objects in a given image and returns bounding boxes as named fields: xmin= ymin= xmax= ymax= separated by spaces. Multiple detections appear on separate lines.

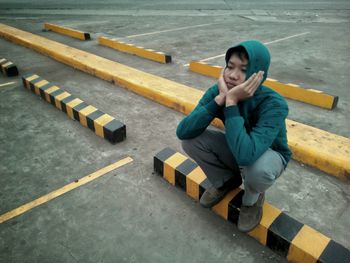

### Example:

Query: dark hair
xmin=225 ymin=46 xmax=249 ymax=64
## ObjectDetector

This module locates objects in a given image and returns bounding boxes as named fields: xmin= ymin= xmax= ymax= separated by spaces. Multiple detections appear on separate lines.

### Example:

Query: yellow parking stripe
xmin=0 ymin=156 xmax=133 ymax=224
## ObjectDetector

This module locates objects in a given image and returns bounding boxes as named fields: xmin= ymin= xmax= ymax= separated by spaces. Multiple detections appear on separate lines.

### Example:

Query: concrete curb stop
xmin=22 ymin=73 xmax=126 ymax=144
xmin=98 ymin=36 xmax=172 ymax=64
xmin=0 ymin=58 xmax=19 ymax=77
xmin=154 ymin=148 xmax=350 ymax=263
xmin=44 ymin=23 xmax=91 ymax=40
xmin=189 ymin=60 xmax=339 ymax=110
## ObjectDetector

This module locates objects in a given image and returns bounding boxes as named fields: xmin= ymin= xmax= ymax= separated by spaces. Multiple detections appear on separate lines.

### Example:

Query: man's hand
xmin=215 ymin=69 xmax=228 ymax=106
xmin=226 ymin=71 xmax=264 ymax=106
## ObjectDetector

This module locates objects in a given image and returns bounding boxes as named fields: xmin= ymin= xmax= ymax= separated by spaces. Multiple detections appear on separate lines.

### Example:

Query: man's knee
xmin=244 ymin=166 xmax=278 ymax=190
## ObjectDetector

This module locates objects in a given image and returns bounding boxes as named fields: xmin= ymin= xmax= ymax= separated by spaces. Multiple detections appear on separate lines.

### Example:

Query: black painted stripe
xmin=103 ymin=119 xmax=126 ymax=143
xmin=317 ymin=240 xmax=350 ymax=263
xmin=6 ymin=65 xmax=18 ymax=77
xmin=86 ymin=110 xmax=104 ymax=131
xmin=29 ymin=76 xmax=44 ymax=92
xmin=266 ymin=213 xmax=304 ymax=257
xmin=154 ymin=148 xmax=177 ymax=176
xmin=48 ymin=89 xmax=65 ymax=106
xmin=175 ymin=159 xmax=198 ymax=190
xmin=38 ymin=83 xmax=54 ymax=99
xmin=21 ymin=76 xmax=29 ymax=89
xmin=199 ymin=178 xmax=212 ymax=199
xmin=72 ymin=101 xmax=88 ymax=121
xmin=60 ymin=95 xmax=75 ymax=114
xmin=84 ymin=33 xmax=91 ymax=40
xmin=165 ymin=55 xmax=172 ymax=63
xmin=227 ymin=189 xmax=244 ymax=224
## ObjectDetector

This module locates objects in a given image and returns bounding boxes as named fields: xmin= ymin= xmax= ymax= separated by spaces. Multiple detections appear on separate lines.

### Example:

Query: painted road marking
xmin=184 ymin=32 xmax=310 ymax=66
xmin=124 ymin=23 xmax=218 ymax=38
xmin=0 ymin=156 xmax=133 ymax=224
xmin=0 ymin=81 xmax=16 ymax=87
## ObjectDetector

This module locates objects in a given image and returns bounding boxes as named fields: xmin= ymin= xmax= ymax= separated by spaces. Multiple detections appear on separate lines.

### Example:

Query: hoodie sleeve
xmin=224 ymin=99 xmax=288 ymax=166
xmin=176 ymin=85 xmax=221 ymax=140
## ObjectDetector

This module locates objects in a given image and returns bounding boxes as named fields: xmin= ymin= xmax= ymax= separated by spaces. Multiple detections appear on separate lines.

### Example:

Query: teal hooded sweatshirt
xmin=176 ymin=40 xmax=292 ymax=166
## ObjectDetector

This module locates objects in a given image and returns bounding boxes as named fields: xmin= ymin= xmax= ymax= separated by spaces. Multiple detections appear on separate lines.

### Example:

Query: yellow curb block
xmin=98 ymin=36 xmax=171 ymax=64
xmin=0 ymin=23 xmax=348 ymax=181
xmin=189 ymin=60 xmax=338 ymax=110
xmin=44 ymin=22 xmax=91 ymax=40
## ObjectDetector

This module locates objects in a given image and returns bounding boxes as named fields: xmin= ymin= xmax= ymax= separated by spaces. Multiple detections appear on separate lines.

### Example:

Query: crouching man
xmin=176 ymin=40 xmax=291 ymax=232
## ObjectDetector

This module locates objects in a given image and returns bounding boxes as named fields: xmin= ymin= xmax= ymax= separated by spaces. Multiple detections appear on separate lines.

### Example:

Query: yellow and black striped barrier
xmin=189 ymin=60 xmax=338 ymax=110
xmin=44 ymin=23 xmax=91 ymax=40
xmin=22 ymin=73 xmax=126 ymax=143
xmin=0 ymin=58 xmax=18 ymax=77
xmin=154 ymin=148 xmax=350 ymax=263
xmin=98 ymin=36 xmax=171 ymax=64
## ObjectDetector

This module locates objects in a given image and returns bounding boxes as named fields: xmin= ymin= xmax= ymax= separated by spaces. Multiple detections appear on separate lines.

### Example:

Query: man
xmin=176 ymin=40 xmax=291 ymax=232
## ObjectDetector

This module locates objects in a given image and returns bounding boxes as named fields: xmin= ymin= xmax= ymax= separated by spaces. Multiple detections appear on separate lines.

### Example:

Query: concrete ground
xmin=0 ymin=1 xmax=349 ymax=262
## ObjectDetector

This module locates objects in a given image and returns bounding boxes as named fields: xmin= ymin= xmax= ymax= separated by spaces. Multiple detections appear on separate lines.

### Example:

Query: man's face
xmin=224 ymin=53 xmax=248 ymax=90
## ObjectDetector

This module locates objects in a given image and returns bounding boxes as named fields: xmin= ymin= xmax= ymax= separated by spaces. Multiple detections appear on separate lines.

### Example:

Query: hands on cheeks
xmin=214 ymin=68 xmax=264 ymax=107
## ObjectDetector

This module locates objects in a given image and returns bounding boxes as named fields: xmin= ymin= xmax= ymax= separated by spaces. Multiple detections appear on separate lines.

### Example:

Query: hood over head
xmin=225 ymin=40 xmax=270 ymax=83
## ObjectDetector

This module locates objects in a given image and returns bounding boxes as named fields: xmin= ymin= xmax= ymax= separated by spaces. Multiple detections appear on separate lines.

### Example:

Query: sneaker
xmin=199 ymin=185 xmax=231 ymax=208
xmin=237 ymin=193 xmax=265 ymax=232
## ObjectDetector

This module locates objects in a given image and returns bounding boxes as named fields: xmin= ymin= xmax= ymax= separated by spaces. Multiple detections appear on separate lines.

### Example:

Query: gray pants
xmin=181 ymin=129 xmax=286 ymax=206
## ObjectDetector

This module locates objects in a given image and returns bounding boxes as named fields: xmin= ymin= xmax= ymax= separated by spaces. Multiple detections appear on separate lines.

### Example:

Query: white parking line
xmin=0 ymin=81 xmax=16 ymax=88
xmin=184 ymin=32 xmax=310 ymax=66
xmin=124 ymin=23 xmax=218 ymax=38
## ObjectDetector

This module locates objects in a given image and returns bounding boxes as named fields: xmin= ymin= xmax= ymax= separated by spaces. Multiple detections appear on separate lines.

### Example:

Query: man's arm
xmin=176 ymin=85 xmax=221 ymax=140
xmin=224 ymin=100 xmax=288 ymax=166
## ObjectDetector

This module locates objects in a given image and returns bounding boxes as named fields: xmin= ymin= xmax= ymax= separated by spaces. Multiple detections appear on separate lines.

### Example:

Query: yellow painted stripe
xmin=54 ymin=91 xmax=71 ymax=110
xmin=1 ymin=24 xmax=348 ymax=180
xmin=34 ymin=79 xmax=49 ymax=95
xmin=78 ymin=105 xmax=97 ymax=127
xmin=186 ymin=166 xmax=207 ymax=200
xmin=24 ymin=74 xmax=39 ymax=89
xmin=66 ymin=98 xmax=83 ymax=119
xmin=0 ymin=156 xmax=133 ymax=224
xmin=163 ymin=153 xmax=188 ymax=185
xmin=44 ymin=23 xmax=88 ymax=40
xmin=248 ymin=203 xmax=282 ymax=245
xmin=188 ymin=60 xmax=337 ymax=110
xmin=287 ymin=225 xmax=331 ymax=263
xmin=2 ymin=61 xmax=13 ymax=67
xmin=212 ymin=188 xmax=241 ymax=220
xmin=94 ymin=114 xmax=114 ymax=138
xmin=98 ymin=36 xmax=169 ymax=64
xmin=44 ymin=85 xmax=60 ymax=102
xmin=25 ymin=74 xmax=39 ymax=82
